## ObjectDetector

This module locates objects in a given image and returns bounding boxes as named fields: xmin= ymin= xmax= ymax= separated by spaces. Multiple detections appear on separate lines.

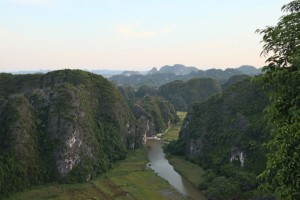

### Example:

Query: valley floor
xmin=4 ymin=149 xmax=186 ymax=200
xmin=162 ymin=111 xmax=206 ymax=195
xmin=5 ymin=111 xmax=205 ymax=200
xmin=161 ymin=111 xmax=186 ymax=142
xmin=168 ymin=156 xmax=205 ymax=190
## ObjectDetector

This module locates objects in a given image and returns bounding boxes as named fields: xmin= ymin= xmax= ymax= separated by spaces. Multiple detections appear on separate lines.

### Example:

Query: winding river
xmin=147 ymin=139 xmax=206 ymax=200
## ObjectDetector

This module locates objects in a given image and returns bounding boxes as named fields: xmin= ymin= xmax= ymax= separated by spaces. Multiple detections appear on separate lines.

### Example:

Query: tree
xmin=207 ymin=176 xmax=240 ymax=200
xmin=256 ymin=1 xmax=300 ymax=199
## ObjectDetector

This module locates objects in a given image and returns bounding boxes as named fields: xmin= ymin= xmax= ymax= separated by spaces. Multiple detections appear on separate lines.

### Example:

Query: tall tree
xmin=257 ymin=1 xmax=300 ymax=199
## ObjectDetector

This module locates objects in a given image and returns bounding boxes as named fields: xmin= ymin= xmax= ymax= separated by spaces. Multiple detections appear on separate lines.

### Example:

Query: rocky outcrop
xmin=178 ymin=78 xmax=269 ymax=172
xmin=163 ymin=77 xmax=272 ymax=199
xmin=0 ymin=70 xmax=140 ymax=195
xmin=230 ymin=147 xmax=245 ymax=167
xmin=132 ymin=96 xmax=178 ymax=138
xmin=186 ymin=138 xmax=202 ymax=159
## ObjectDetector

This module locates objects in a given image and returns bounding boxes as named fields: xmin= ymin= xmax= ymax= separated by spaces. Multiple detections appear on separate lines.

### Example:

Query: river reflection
xmin=147 ymin=139 xmax=206 ymax=200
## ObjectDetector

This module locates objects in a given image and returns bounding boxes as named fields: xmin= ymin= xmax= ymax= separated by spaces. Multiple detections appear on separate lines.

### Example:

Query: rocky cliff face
xmin=164 ymin=78 xmax=272 ymax=199
xmin=179 ymin=78 xmax=269 ymax=172
xmin=132 ymin=96 xmax=178 ymax=138
xmin=0 ymin=70 xmax=139 ymax=195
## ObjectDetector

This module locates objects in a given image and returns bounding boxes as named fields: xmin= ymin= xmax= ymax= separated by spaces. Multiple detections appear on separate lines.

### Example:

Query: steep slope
xmin=135 ymin=85 xmax=157 ymax=98
xmin=132 ymin=96 xmax=179 ymax=138
xmin=158 ymin=78 xmax=222 ymax=111
xmin=0 ymin=94 xmax=41 ymax=193
xmin=181 ymin=79 xmax=269 ymax=170
xmin=0 ymin=70 xmax=138 ymax=196
xmin=118 ymin=84 xmax=136 ymax=101
xmin=166 ymin=78 xmax=270 ymax=199
xmin=222 ymin=74 xmax=251 ymax=91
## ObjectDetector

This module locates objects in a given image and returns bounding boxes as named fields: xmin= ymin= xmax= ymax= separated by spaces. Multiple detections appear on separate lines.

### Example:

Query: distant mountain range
xmin=149 ymin=64 xmax=199 ymax=75
xmin=109 ymin=64 xmax=262 ymax=88
xmin=9 ymin=69 xmax=124 ymax=78
xmin=4 ymin=64 xmax=262 ymax=87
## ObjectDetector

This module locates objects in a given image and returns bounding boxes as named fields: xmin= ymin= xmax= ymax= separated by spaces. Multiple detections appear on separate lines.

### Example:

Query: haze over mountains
xmin=6 ymin=64 xmax=261 ymax=76
xmin=1 ymin=0 xmax=299 ymax=198
xmin=0 ymin=64 xmax=266 ymax=199
xmin=109 ymin=64 xmax=262 ymax=88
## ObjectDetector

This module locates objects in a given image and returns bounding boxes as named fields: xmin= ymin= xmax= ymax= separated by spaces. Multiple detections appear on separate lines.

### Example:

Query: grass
xmin=161 ymin=111 xmax=186 ymax=142
xmin=168 ymin=156 xmax=206 ymax=188
xmin=4 ymin=149 xmax=187 ymax=200
xmin=161 ymin=111 xmax=206 ymax=189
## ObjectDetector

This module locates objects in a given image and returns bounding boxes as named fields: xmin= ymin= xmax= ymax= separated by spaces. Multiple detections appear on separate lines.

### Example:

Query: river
xmin=146 ymin=139 xmax=206 ymax=200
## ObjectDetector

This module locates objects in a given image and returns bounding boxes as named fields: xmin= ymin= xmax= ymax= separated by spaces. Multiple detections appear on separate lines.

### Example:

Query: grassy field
xmin=161 ymin=111 xmax=206 ymax=190
xmin=4 ymin=149 xmax=187 ymax=200
xmin=162 ymin=111 xmax=186 ymax=141
xmin=168 ymin=156 xmax=206 ymax=188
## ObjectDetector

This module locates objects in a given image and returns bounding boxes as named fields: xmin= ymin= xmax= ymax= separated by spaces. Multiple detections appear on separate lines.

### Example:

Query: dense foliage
xmin=118 ymin=84 xmax=136 ymax=101
xmin=132 ymin=96 xmax=179 ymax=136
xmin=135 ymin=85 xmax=157 ymax=98
xmin=166 ymin=78 xmax=271 ymax=199
xmin=158 ymin=78 xmax=222 ymax=111
xmin=222 ymin=74 xmax=251 ymax=91
xmin=0 ymin=70 xmax=138 ymax=196
xmin=256 ymin=1 xmax=300 ymax=199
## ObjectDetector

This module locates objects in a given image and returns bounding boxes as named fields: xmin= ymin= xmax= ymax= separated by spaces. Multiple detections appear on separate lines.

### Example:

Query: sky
xmin=0 ymin=0 xmax=291 ymax=72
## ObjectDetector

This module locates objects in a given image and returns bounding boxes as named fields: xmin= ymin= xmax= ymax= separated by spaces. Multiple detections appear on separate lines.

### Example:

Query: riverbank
xmin=168 ymin=156 xmax=206 ymax=189
xmin=161 ymin=111 xmax=207 ymax=196
xmin=147 ymin=139 xmax=206 ymax=200
xmin=4 ymin=148 xmax=186 ymax=200
xmin=162 ymin=111 xmax=186 ymax=141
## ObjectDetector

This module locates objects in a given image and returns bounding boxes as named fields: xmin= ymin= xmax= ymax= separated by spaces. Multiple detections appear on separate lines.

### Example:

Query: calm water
xmin=147 ymin=139 xmax=206 ymax=200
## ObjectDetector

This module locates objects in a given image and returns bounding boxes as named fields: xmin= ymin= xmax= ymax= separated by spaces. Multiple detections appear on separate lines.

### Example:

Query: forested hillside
xmin=117 ymin=84 xmax=179 ymax=138
xmin=166 ymin=78 xmax=271 ymax=199
xmin=0 ymin=70 xmax=140 ymax=196
xmin=118 ymin=77 xmax=223 ymax=112
xmin=222 ymin=74 xmax=251 ymax=91
xmin=132 ymin=96 xmax=179 ymax=137
xmin=158 ymin=78 xmax=222 ymax=111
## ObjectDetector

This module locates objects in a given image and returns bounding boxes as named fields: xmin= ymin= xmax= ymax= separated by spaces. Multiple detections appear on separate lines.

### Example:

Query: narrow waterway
xmin=147 ymin=139 xmax=206 ymax=200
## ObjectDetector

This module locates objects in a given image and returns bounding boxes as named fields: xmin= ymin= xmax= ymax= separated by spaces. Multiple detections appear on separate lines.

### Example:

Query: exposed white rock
xmin=142 ymin=131 xmax=147 ymax=145
xmin=230 ymin=150 xmax=245 ymax=167
xmin=67 ymin=131 xmax=77 ymax=148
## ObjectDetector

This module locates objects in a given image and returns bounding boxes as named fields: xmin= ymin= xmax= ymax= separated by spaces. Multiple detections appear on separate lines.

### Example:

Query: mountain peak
xmin=158 ymin=64 xmax=198 ymax=75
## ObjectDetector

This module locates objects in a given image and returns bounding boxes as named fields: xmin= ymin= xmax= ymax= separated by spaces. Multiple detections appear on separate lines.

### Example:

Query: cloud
xmin=116 ymin=24 xmax=172 ymax=38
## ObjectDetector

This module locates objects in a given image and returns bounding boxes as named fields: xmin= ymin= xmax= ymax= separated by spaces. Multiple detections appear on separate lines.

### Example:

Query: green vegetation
xmin=135 ymin=85 xmax=157 ymax=98
xmin=0 ymin=70 xmax=140 ymax=196
xmin=0 ymin=94 xmax=42 ymax=194
xmin=162 ymin=112 xmax=186 ymax=141
xmin=158 ymin=78 xmax=222 ymax=111
xmin=132 ymin=96 xmax=179 ymax=135
xmin=162 ymin=112 xmax=207 ymax=193
xmin=222 ymin=74 xmax=251 ymax=91
xmin=118 ymin=84 xmax=136 ymax=101
xmin=256 ymin=1 xmax=300 ymax=199
xmin=3 ymin=149 xmax=186 ymax=200
xmin=168 ymin=156 xmax=205 ymax=188
xmin=165 ymin=78 xmax=271 ymax=199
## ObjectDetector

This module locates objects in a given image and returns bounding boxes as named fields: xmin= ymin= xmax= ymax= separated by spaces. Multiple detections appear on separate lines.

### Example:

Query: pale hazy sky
xmin=0 ymin=0 xmax=291 ymax=72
